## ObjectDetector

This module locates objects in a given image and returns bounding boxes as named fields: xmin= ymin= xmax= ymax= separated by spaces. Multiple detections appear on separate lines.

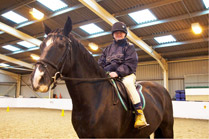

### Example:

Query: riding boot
xmin=134 ymin=109 xmax=148 ymax=128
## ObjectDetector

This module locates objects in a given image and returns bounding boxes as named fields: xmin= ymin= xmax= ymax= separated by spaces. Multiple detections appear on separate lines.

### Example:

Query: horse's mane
xmin=48 ymin=29 xmax=106 ymax=77
xmin=68 ymin=33 xmax=106 ymax=77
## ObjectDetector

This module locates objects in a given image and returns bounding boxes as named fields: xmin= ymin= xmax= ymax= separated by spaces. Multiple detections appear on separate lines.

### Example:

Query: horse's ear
xmin=43 ymin=22 xmax=51 ymax=35
xmin=63 ymin=16 xmax=72 ymax=36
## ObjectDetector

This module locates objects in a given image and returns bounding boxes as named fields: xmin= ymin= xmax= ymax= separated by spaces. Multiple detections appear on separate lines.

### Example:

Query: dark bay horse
xmin=31 ymin=17 xmax=173 ymax=138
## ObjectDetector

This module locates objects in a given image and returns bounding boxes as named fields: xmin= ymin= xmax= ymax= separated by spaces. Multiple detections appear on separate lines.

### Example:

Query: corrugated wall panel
xmin=169 ymin=60 xmax=208 ymax=78
xmin=137 ymin=60 xmax=209 ymax=81
xmin=136 ymin=59 xmax=208 ymax=98
xmin=0 ymin=74 xmax=16 ymax=97
xmin=136 ymin=64 xmax=162 ymax=80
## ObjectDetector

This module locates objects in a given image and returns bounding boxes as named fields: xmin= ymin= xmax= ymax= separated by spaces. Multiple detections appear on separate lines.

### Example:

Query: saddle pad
xmin=113 ymin=79 xmax=146 ymax=110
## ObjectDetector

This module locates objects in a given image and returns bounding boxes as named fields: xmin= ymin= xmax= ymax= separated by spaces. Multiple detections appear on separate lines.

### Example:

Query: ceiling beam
xmin=0 ymin=0 xmax=35 ymax=15
xmin=0 ymin=54 xmax=33 ymax=69
xmin=142 ymin=26 xmax=209 ymax=40
xmin=0 ymin=29 xmax=86 ymax=56
xmin=80 ymin=9 xmax=209 ymax=41
xmin=0 ymin=69 xmax=19 ymax=79
xmin=78 ymin=0 xmax=168 ymax=71
xmin=0 ymin=22 xmax=42 ymax=46
xmin=138 ymin=47 xmax=209 ymax=59
xmin=0 ymin=0 xmax=181 ymax=35
xmin=0 ymin=66 xmax=33 ymax=71
xmin=162 ymin=47 xmax=208 ymax=56
xmin=113 ymin=0 xmax=182 ymax=17
xmin=74 ymin=0 xmax=181 ymax=29
xmin=130 ymin=9 xmax=209 ymax=30
xmin=138 ymin=55 xmax=209 ymax=66
xmin=94 ymin=38 xmax=209 ymax=57
xmin=0 ymin=0 xmax=103 ymax=35
xmin=5 ymin=47 xmax=39 ymax=56
xmin=0 ymin=22 xmax=40 ymax=68
xmin=153 ymin=38 xmax=209 ymax=49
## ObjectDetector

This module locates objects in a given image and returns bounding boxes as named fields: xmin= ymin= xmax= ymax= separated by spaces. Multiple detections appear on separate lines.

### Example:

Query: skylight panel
xmin=37 ymin=0 xmax=68 ymax=11
xmin=0 ymin=63 xmax=10 ymax=67
xmin=128 ymin=9 xmax=157 ymax=24
xmin=80 ymin=23 xmax=104 ymax=34
xmin=2 ymin=45 xmax=21 ymax=52
xmin=154 ymin=35 xmax=176 ymax=44
xmin=203 ymin=0 xmax=209 ymax=8
xmin=17 ymin=41 xmax=37 ymax=48
xmin=1 ymin=11 xmax=28 ymax=24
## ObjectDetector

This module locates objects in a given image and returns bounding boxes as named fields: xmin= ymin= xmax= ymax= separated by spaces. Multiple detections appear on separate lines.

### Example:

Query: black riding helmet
xmin=111 ymin=22 xmax=127 ymax=36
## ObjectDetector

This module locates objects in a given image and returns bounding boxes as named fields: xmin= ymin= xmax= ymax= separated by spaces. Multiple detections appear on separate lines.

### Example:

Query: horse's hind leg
xmin=154 ymin=112 xmax=174 ymax=138
xmin=154 ymin=122 xmax=173 ymax=138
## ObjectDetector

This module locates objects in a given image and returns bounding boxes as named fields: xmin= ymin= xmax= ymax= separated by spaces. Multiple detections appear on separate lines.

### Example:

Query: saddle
xmin=110 ymin=79 xmax=146 ymax=111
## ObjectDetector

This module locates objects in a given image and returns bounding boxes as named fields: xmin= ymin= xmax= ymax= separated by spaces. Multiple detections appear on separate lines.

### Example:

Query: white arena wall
xmin=0 ymin=98 xmax=208 ymax=120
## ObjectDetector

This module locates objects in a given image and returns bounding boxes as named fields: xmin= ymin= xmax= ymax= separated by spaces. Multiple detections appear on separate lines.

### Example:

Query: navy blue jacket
xmin=98 ymin=38 xmax=138 ymax=77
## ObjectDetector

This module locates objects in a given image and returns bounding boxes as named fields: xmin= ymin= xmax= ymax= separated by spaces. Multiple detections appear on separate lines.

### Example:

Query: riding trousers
xmin=122 ymin=73 xmax=141 ymax=104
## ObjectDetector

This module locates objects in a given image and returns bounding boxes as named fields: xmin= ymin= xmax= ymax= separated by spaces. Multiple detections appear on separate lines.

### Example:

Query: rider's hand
xmin=109 ymin=72 xmax=118 ymax=78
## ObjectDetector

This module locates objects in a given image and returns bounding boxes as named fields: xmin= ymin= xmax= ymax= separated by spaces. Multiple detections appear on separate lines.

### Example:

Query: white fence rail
xmin=0 ymin=98 xmax=208 ymax=120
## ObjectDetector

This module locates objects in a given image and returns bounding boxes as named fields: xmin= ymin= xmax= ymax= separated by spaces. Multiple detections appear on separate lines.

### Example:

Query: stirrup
xmin=136 ymin=123 xmax=149 ymax=129
xmin=135 ymin=119 xmax=149 ymax=129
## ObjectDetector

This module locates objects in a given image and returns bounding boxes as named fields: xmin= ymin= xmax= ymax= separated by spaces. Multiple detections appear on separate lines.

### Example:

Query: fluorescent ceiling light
xmin=29 ymin=8 xmax=44 ymax=20
xmin=154 ymin=35 xmax=176 ymax=44
xmin=203 ymin=0 xmax=209 ymax=8
xmin=80 ymin=23 xmax=104 ymax=34
xmin=0 ymin=63 xmax=10 ymax=67
xmin=1 ymin=11 xmax=28 ymax=24
xmin=128 ymin=9 xmax=157 ymax=24
xmin=37 ymin=0 xmax=68 ymax=11
xmin=2 ymin=45 xmax=21 ymax=51
xmin=17 ymin=41 xmax=37 ymax=48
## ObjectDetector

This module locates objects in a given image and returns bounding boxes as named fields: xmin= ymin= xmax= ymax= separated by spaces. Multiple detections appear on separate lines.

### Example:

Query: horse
xmin=31 ymin=16 xmax=174 ymax=138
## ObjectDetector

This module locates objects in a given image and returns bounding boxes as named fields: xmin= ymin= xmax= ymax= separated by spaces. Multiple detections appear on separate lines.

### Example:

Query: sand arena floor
xmin=0 ymin=108 xmax=208 ymax=139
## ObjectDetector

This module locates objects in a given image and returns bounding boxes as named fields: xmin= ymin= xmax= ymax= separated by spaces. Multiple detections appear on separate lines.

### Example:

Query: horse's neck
xmin=65 ymin=44 xmax=110 ymax=110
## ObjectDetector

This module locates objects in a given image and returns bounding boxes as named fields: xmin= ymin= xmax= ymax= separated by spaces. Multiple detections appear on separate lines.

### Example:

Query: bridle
xmin=35 ymin=34 xmax=72 ymax=89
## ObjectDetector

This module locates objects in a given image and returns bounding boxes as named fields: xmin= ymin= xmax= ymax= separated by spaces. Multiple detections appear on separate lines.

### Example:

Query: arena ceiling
xmin=0 ymin=0 xmax=208 ymax=75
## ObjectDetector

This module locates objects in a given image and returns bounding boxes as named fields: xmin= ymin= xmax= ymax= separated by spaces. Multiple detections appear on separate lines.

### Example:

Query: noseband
xmin=35 ymin=34 xmax=72 ymax=89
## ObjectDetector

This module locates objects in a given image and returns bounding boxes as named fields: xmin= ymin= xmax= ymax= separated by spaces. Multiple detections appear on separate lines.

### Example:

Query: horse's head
xmin=31 ymin=17 xmax=72 ymax=92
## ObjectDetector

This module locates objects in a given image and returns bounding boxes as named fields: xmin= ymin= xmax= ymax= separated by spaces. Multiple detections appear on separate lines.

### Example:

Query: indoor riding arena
xmin=0 ymin=0 xmax=208 ymax=138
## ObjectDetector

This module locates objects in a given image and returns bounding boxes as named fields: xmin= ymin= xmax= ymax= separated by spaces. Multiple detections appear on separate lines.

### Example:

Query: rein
xmin=52 ymin=72 xmax=128 ymax=111
xmin=61 ymin=76 xmax=115 ymax=81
